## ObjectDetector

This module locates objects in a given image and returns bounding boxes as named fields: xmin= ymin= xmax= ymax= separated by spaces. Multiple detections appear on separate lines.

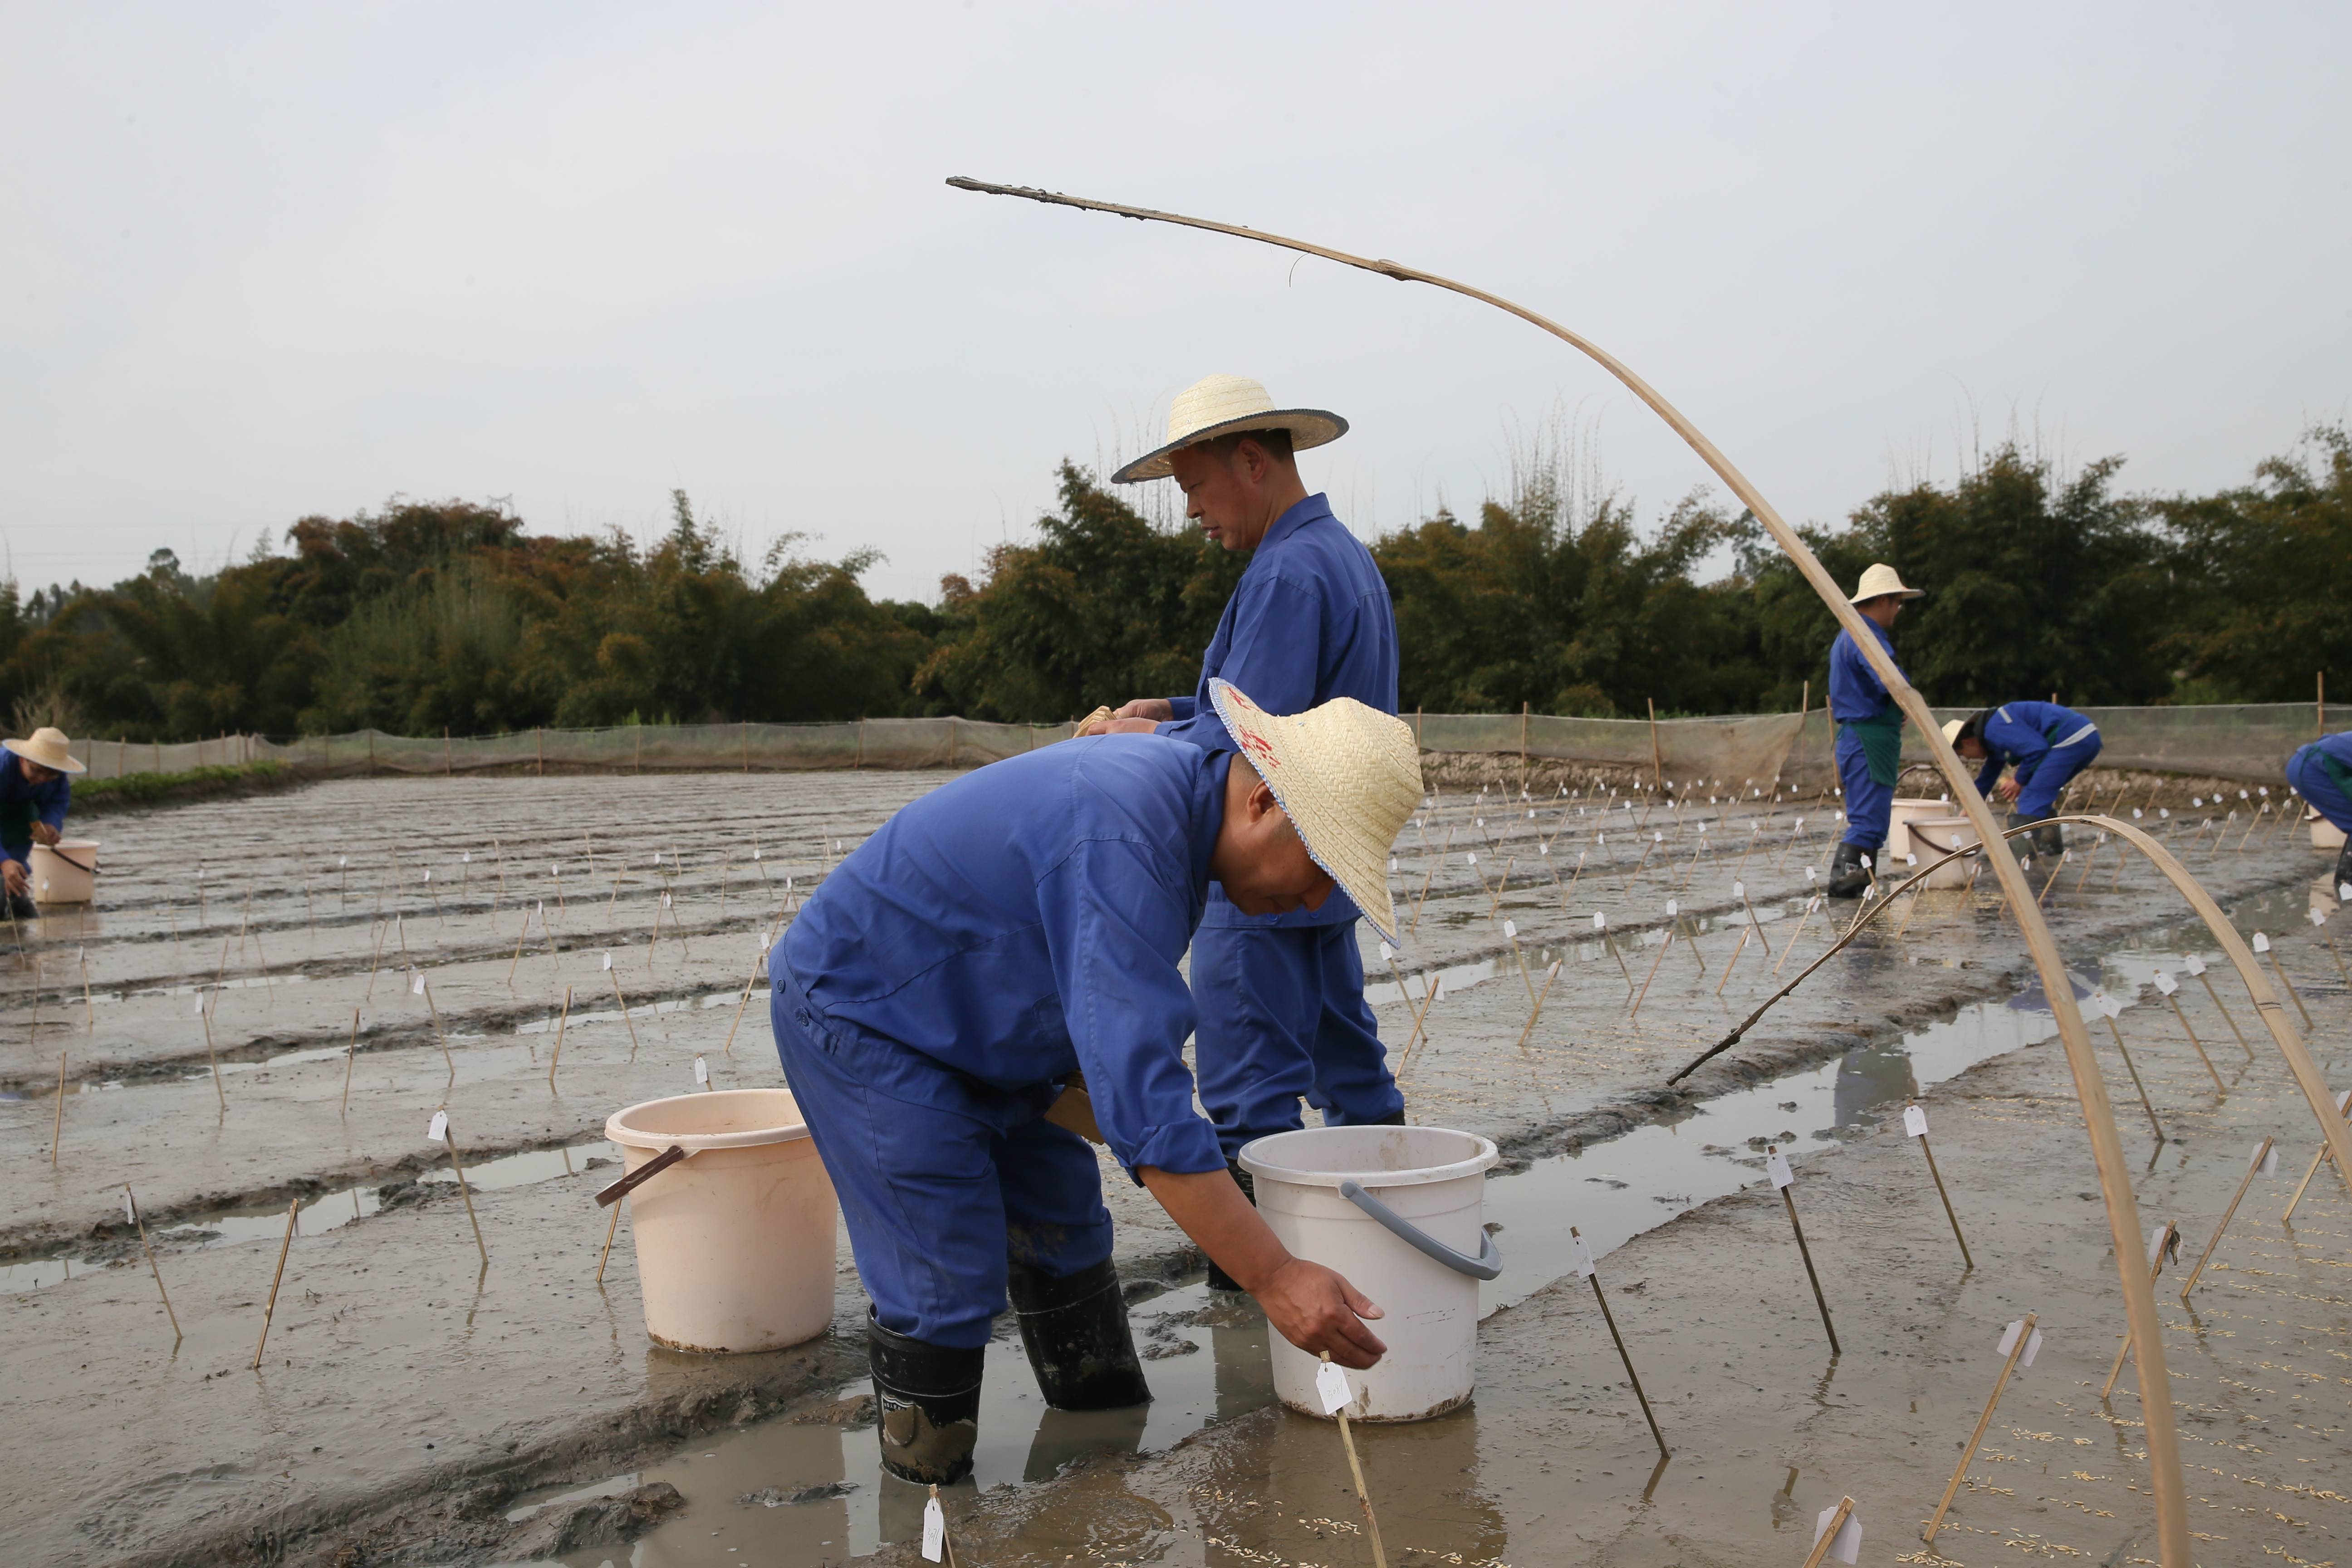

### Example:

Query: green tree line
xmin=3 ymin=428 xmax=2345 ymax=743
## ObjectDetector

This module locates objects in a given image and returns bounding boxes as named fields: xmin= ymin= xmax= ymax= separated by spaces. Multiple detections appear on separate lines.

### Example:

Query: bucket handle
xmin=1338 ymin=1179 xmax=1503 ymax=1280
xmin=596 ymin=1143 xmax=693 ymax=1207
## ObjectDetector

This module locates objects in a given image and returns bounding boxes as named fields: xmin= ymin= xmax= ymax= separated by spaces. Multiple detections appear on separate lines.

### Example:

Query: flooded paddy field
xmin=1 ymin=768 xmax=2341 ymax=1566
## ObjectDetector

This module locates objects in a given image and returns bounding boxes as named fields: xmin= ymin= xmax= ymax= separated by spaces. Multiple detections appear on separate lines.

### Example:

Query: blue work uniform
xmin=1972 ymin=701 xmax=2102 ymax=819
xmin=1828 ymin=619 xmax=1906 ymax=853
xmin=0 ymin=761 xmax=71 ymax=876
xmin=1155 ymin=492 xmax=1402 ymax=1159
xmin=770 ymin=736 xmax=1232 ymax=1349
xmin=2286 ymin=730 xmax=2352 ymax=834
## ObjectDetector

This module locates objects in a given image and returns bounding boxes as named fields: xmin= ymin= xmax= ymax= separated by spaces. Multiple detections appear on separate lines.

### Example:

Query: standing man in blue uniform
xmin=0 ymin=726 xmax=81 ymax=920
xmin=773 ymin=682 xmax=1421 ymax=1488
xmin=1085 ymin=376 xmax=1403 ymax=1285
xmin=2285 ymin=728 xmax=2352 ymax=892
xmin=1825 ymin=564 xmax=1924 ymax=898
xmin=1943 ymin=702 xmax=2103 ymax=859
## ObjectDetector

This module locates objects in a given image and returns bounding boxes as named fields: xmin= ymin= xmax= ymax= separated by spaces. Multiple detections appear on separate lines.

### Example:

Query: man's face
xmin=1169 ymin=444 xmax=1265 ymax=553
xmin=1214 ymin=762 xmax=1336 ymax=917
xmin=18 ymin=756 xmax=54 ymax=785
xmin=1860 ymin=594 xmax=1906 ymax=629
xmin=1954 ymin=736 xmax=1986 ymax=761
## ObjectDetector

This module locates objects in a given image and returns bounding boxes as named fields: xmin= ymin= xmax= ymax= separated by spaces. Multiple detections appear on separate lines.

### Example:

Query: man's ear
xmin=1246 ymin=778 xmax=1283 ymax=826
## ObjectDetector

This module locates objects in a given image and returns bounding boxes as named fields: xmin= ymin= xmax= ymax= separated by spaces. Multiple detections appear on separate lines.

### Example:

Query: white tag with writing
xmin=2252 ymin=931 xmax=2270 ymax=953
xmin=1666 ymin=899 xmax=1678 ymax=917
xmin=1902 ymin=1104 xmax=1929 ymax=1138
xmin=1379 ymin=941 xmax=1394 ymax=963
xmin=2154 ymin=970 xmax=2177 ymax=995
xmin=338 ymin=856 xmax=347 ymax=867
xmin=193 ymin=996 xmax=206 ymax=1016
xmin=1466 ymin=852 xmax=1477 ymax=867
xmin=2253 ymin=1142 xmax=2278 ymax=1176
xmin=1504 ymin=919 xmax=1518 ymax=939
xmin=602 ymin=951 xmax=613 ymax=970
xmin=1766 ymin=1149 xmax=1794 ymax=1189
xmin=426 ymin=1110 xmax=448 ymax=1143
xmin=693 ymin=1055 xmax=709 ymax=1085
xmin=1998 ymin=1318 xmax=2043 ymax=1367
xmin=1571 ymin=1233 xmax=1596 ymax=1278
xmin=125 ymin=1189 xmax=138 ymax=1224
xmin=2185 ymin=953 xmax=2206 ymax=976
xmin=2092 ymin=991 xmax=2120 ymax=1019
xmin=2312 ymin=908 xmax=2328 ymax=928
xmin=1593 ymin=912 xmax=1607 ymax=930
xmin=1813 ymin=1505 xmax=1861 ymax=1564
xmin=1805 ymin=866 xmax=1817 ymax=883
xmin=2148 ymin=1225 xmax=2171 ymax=1266
xmin=412 ymin=971 xmax=426 ymax=996
xmin=1316 ymin=1358 xmax=1353 ymax=1415
xmin=1733 ymin=880 xmax=1744 ymax=899
xmin=921 ymin=1494 xmax=945 ymax=1562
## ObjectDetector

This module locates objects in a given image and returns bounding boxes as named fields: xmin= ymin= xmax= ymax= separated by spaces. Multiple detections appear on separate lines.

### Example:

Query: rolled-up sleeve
xmin=1036 ymin=839 xmax=1225 ymax=1180
xmin=1158 ymin=573 xmax=1322 ymax=748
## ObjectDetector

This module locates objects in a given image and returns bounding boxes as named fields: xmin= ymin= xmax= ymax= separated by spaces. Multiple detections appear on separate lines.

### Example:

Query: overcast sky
xmin=5 ymin=3 xmax=2347 ymax=603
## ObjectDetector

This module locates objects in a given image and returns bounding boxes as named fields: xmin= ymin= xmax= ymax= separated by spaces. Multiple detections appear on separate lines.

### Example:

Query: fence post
xmin=634 ymin=728 xmax=642 ymax=774
xmin=949 ymin=717 xmax=959 ymax=769
xmin=742 ymin=720 xmax=750 ymax=773
xmin=1520 ymin=701 xmax=1529 ymax=786
xmin=856 ymin=718 xmax=865 ymax=769
xmin=1646 ymin=698 xmax=1664 ymax=790
xmin=536 ymin=727 xmax=544 ymax=776
xmin=2321 ymin=671 xmax=2327 ymax=737
xmin=445 ymin=728 xmax=453 ymax=777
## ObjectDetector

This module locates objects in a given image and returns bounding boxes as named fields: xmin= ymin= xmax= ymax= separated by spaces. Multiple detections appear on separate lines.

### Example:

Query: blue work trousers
xmin=1834 ymin=728 xmax=1893 ymax=852
xmin=2015 ymin=733 xmax=2101 ymax=819
xmin=2288 ymin=745 xmax=2352 ymax=833
xmin=769 ymin=963 xmax=1112 ymax=1350
xmin=1191 ymin=922 xmax=1402 ymax=1163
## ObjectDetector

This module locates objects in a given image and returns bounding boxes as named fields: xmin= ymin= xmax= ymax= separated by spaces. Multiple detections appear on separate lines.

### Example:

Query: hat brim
xmin=1110 ymin=410 xmax=1348 ymax=485
xmin=1847 ymin=587 xmax=1926 ymax=604
xmin=4 ymin=738 xmax=85 ymax=774
xmin=1207 ymin=678 xmax=1401 ymax=944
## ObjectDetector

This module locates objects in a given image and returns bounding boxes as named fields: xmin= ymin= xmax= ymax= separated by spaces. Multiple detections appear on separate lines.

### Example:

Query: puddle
xmin=0 ymin=1138 xmax=612 ymax=1294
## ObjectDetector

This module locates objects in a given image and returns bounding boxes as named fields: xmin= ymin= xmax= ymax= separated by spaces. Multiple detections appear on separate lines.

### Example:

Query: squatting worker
xmin=1943 ymin=702 xmax=2102 ymax=860
xmin=1825 ymin=564 xmax=1923 ymax=898
xmin=1083 ymin=375 xmax=1402 ymax=1287
xmin=770 ymin=680 xmax=1420 ymax=1489
xmin=0 ymin=726 xmax=82 ymax=919
xmin=2285 ymin=727 xmax=2352 ymax=892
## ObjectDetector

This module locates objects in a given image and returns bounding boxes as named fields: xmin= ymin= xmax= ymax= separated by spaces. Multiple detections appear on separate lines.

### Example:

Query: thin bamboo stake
xmin=1629 ymin=926 xmax=1674 ymax=1019
xmin=1319 ymin=1352 xmax=1389 ymax=1568
xmin=1573 ymin=1226 xmax=1667 ymax=1459
xmin=79 ymin=947 xmax=93 ymax=1032
xmin=2102 ymin=1011 xmax=2166 ymax=1144
xmin=611 ymin=967 xmax=643 ymax=1062
xmin=723 ymin=960 xmax=760 ymax=1055
xmin=1921 ymin=1313 xmax=2038 ymax=1544
xmin=1803 ymin=1497 xmax=1857 ymax=1568
xmin=596 ymin=1195 xmax=624 ymax=1285
xmin=506 ymin=903 xmax=533 ymax=987
xmin=251 ymin=1198 xmax=299 ymax=1369
xmin=1905 ymin=1103 xmax=1972 ymax=1269
xmin=198 ymin=998 xmax=228 ymax=1111
xmin=421 ymin=978 xmax=455 ymax=1081
xmin=1513 ymin=959 xmax=1563 ymax=1051
xmin=546 ymin=985 xmax=573 ymax=1090
xmin=2155 ymin=980 xmax=2225 ymax=1093
xmin=2282 ymin=1090 xmax=2350 ymax=1223
xmin=439 ymin=1117 xmax=490 ymax=1267
xmin=49 ymin=1050 xmax=67 ymax=1167
xmin=951 ymin=176 xmax=2188 ymax=1565
xmin=1772 ymin=1151 xmax=1838 ymax=1355
xmin=340 ymin=1008 xmax=360 ymax=1115
xmin=1773 ymin=896 xmax=1821 ymax=976
xmin=124 ymin=1186 xmax=181 ymax=1343
xmin=1712 ymin=924 xmax=1752 ymax=996
xmin=2260 ymin=940 xmax=2313 ymax=1030
xmin=2179 ymin=1138 xmax=2274 ymax=1299
xmin=2103 ymin=1224 xmax=2178 ymax=1400
xmin=2190 ymin=963 xmax=2253 ymax=1059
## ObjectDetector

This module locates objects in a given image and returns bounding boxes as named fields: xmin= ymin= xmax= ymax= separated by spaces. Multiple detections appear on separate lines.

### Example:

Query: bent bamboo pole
xmin=945 ymin=173 xmax=2192 ymax=1568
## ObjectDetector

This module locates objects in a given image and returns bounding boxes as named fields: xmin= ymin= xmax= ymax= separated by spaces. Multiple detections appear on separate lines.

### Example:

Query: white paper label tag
xmin=602 ymin=952 xmax=613 ymax=970
xmin=1466 ymin=853 xmax=1477 ymax=866
xmin=1733 ymin=880 xmax=1745 ymax=898
xmin=1389 ymin=857 xmax=1398 ymax=873
xmin=2337 ymin=1089 xmax=2352 ymax=1116
xmin=2252 ymin=931 xmax=2271 ymax=953
xmin=1504 ymin=919 xmax=1518 ymax=939
xmin=1902 ymin=1104 xmax=1929 ymax=1138
xmin=2148 ymin=1225 xmax=2170 ymax=1266
xmin=2340 ymin=882 xmax=2351 ymax=902
xmin=2253 ymin=1142 xmax=2278 ymax=1176
xmin=663 ymin=892 xmax=673 ymax=908
xmin=462 ymin=852 xmax=470 ymax=863
xmin=2154 ymin=970 xmax=2177 ymax=995
xmin=427 ymin=1110 xmax=448 ymax=1143
xmin=921 ymin=1494 xmax=945 ymax=1562
xmin=1665 ymin=899 xmax=1678 ymax=917
xmin=1539 ymin=842 xmax=1549 ymax=856
xmin=693 ymin=1056 xmax=710 ymax=1085
xmin=2186 ymin=953 xmax=2206 ymax=976
xmin=194 ymin=997 xmax=206 ymax=1016
xmin=1805 ymin=866 xmax=1817 ymax=883
xmin=1379 ymin=941 xmax=1394 ymax=963
xmin=2320 ymin=909 xmax=2334 ymax=927
xmin=125 ymin=1189 xmax=138 ymax=1224
xmin=1593 ymin=912 xmax=1607 ymax=930
xmin=2094 ymin=992 xmax=2121 ymax=1019
xmin=1571 ymin=1234 xmax=1596 ymax=1278
xmin=422 ymin=869 xmax=431 ymax=882
xmin=412 ymin=971 xmax=426 ymax=996
xmin=1315 ymin=1358 xmax=1353 ymax=1415
xmin=1766 ymin=1149 xmax=1794 ymax=1189
xmin=1998 ymin=1318 xmax=2044 ymax=1367
xmin=1812 ymin=1504 xmax=1861 ymax=1564
xmin=338 ymin=856 xmax=347 ymax=867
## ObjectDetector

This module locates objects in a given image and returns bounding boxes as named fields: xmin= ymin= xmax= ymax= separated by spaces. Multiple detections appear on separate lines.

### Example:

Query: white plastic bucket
xmin=604 ymin=1089 xmax=838 ymax=1353
xmin=30 ymin=840 xmax=98 ymax=904
xmin=1887 ymin=797 xmax=1955 ymax=863
xmin=1239 ymin=1124 xmax=1499 ymax=1422
xmin=1901 ymin=815 xmax=1981 ymax=888
xmin=2311 ymin=811 xmax=2346 ymax=852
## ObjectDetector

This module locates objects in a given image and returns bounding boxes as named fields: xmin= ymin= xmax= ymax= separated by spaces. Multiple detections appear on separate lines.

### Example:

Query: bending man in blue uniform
xmin=0 ymin=726 xmax=82 ymax=920
xmin=1825 ymin=564 xmax=1923 ymax=898
xmin=1943 ymin=702 xmax=2102 ymax=859
xmin=1087 ymin=376 xmax=1403 ymax=1285
xmin=772 ymin=681 xmax=1420 ymax=1488
xmin=2285 ymin=729 xmax=2352 ymax=892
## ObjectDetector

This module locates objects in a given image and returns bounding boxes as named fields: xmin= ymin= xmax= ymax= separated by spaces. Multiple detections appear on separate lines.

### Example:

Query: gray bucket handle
xmin=1338 ymin=1179 xmax=1503 ymax=1280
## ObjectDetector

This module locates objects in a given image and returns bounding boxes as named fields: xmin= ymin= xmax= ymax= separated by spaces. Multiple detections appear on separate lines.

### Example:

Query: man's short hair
xmin=1202 ymin=427 xmax=1296 ymax=466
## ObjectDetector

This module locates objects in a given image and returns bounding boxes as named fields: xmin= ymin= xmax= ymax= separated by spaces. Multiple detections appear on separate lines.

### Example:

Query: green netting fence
xmin=51 ymin=700 xmax=2337 ymax=786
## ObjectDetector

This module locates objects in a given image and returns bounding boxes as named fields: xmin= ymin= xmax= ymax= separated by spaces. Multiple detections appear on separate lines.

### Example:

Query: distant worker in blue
xmin=1825 ymin=564 xmax=1924 ymax=898
xmin=771 ymin=682 xmax=1421 ymax=1490
xmin=1944 ymin=702 xmax=2103 ymax=859
xmin=2285 ymin=728 xmax=2352 ymax=892
xmin=0 ymin=726 xmax=82 ymax=920
xmin=1084 ymin=374 xmax=1405 ymax=1288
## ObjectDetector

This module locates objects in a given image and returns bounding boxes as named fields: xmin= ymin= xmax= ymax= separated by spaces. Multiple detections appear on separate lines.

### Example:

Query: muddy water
xmin=526 ymin=879 xmax=2325 ymax=1568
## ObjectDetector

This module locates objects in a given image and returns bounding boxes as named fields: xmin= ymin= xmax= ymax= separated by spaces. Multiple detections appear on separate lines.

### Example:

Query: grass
xmin=74 ymin=760 xmax=308 ymax=815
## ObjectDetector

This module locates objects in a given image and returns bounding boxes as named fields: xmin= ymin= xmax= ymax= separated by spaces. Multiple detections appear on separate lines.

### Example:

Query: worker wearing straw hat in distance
xmin=1082 ymin=375 xmax=1403 ymax=1289
xmin=2285 ymin=727 xmax=2352 ymax=892
xmin=1825 ymin=564 xmax=1923 ymax=898
xmin=1943 ymin=701 xmax=2102 ymax=860
xmin=770 ymin=680 xmax=1417 ymax=1489
xmin=0 ymin=726 xmax=83 ymax=919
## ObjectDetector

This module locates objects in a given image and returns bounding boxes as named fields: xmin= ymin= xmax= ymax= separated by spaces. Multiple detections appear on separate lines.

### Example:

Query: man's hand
xmin=2 ymin=861 xmax=25 ymax=896
xmin=1138 ymin=1163 xmax=1387 ymax=1369
xmin=29 ymin=822 xmax=59 ymax=847
xmin=1113 ymin=699 xmax=1175 ymax=724
xmin=1995 ymin=776 xmax=2021 ymax=803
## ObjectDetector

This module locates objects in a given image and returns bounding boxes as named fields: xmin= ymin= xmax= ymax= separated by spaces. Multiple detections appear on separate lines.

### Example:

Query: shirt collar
xmin=1256 ymin=492 xmax=1332 ymax=554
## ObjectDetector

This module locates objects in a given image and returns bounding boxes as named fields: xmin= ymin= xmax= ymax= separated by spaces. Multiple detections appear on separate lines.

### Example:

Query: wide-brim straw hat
xmin=1207 ymin=678 xmax=1419 ymax=944
xmin=1111 ymin=374 xmax=1346 ymax=485
xmin=1849 ymin=563 xmax=1924 ymax=604
xmin=4 ymin=726 xmax=85 ymax=774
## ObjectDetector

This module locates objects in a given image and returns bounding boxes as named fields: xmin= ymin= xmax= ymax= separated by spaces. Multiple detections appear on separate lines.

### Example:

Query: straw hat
xmin=1110 ymin=374 xmax=1347 ymax=485
xmin=1940 ymin=711 xmax=1987 ymax=748
xmin=1207 ymin=678 xmax=1419 ymax=943
xmin=1848 ymin=563 xmax=1924 ymax=604
xmin=4 ymin=726 xmax=85 ymax=775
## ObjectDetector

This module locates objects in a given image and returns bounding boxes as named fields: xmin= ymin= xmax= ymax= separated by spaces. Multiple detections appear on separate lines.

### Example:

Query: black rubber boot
xmin=867 ymin=1311 xmax=986 ymax=1484
xmin=1825 ymin=840 xmax=1872 ymax=899
xmin=5 ymin=891 xmax=38 ymax=922
xmin=2028 ymin=819 xmax=2065 ymax=860
xmin=1205 ymin=1162 xmax=1257 ymax=1292
xmin=2333 ymin=840 xmax=2352 ymax=894
xmin=1006 ymin=1257 xmax=1151 ymax=1411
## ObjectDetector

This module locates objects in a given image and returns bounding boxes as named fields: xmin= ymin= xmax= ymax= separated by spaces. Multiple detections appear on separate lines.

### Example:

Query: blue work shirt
xmin=1973 ymin=701 xmax=2097 ymax=794
xmin=0 ymin=760 xmax=71 ymax=867
xmin=2315 ymin=730 xmax=2352 ymax=770
xmin=1156 ymin=492 xmax=1397 ymax=928
xmin=777 ymin=736 xmax=1230 ymax=1181
xmin=1828 ymin=619 xmax=1905 ymax=722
